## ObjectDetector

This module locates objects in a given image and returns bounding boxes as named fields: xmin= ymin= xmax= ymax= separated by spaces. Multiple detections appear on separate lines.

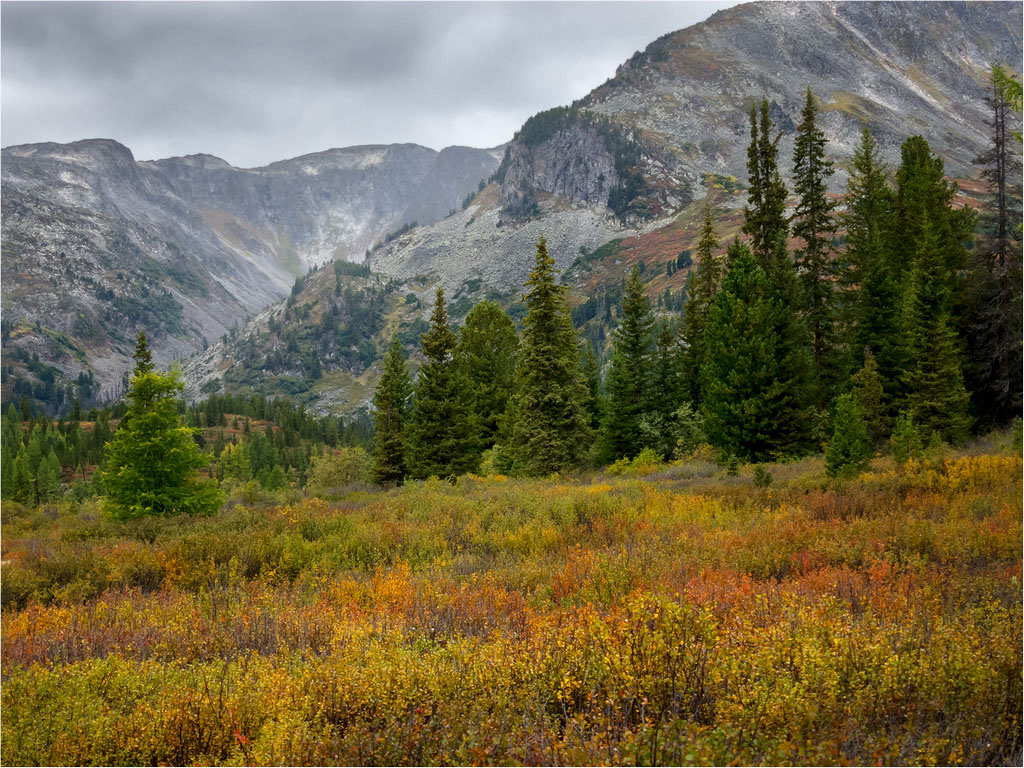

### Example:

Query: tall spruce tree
xmin=599 ymin=266 xmax=655 ymax=462
xmin=743 ymin=99 xmax=789 ymax=268
xmin=371 ymin=335 xmax=413 ymax=485
xmin=791 ymin=88 xmax=837 ymax=407
xmin=900 ymin=214 xmax=973 ymax=445
xmin=458 ymin=300 xmax=520 ymax=451
xmin=509 ymin=237 xmax=593 ymax=475
xmin=701 ymin=240 xmax=814 ymax=461
xmin=407 ymin=288 xmax=477 ymax=479
xmin=894 ymin=136 xmax=976 ymax=338
xmin=840 ymin=128 xmax=901 ymax=400
xmin=965 ymin=65 xmax=1023 ymax=427
xmin=680 ymin=205 xmax=722 ymax=407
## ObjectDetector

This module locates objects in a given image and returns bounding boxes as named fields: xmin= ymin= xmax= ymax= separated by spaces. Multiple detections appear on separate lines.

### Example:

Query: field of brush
xmin=2 ymin=440 xmax=1021 ymax=766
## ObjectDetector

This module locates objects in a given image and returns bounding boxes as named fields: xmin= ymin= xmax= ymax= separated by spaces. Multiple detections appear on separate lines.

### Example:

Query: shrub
xmin=307 ymin=446 xmax=370 ymax=496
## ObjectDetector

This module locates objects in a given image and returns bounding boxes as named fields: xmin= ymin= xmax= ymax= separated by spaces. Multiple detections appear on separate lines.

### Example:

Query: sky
xmin=1 ymin=1 xmax=735 ymax=168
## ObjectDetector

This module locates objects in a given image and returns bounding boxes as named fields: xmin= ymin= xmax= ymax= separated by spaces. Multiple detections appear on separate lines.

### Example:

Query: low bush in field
xmin=2 ymin=450 xmax=1021 ymax=765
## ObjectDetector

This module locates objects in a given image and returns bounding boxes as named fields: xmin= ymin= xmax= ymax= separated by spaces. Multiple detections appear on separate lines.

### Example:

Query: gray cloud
xmin=2 ymin=1 xmax=734 ymax=167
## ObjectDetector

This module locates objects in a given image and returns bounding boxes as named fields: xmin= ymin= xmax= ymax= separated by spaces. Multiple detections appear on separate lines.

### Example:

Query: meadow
xmin=2 ymin=441 xmax=1021 ymax=766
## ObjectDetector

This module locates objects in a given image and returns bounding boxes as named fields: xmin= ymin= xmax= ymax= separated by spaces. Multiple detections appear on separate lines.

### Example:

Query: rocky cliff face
xmin=1 ymin=139 xmax=500 ymax=410
xmin=1 ymin=140 xmax=499 ymax=411
xmin=372 ymin=1 xmax=1020 ymax=296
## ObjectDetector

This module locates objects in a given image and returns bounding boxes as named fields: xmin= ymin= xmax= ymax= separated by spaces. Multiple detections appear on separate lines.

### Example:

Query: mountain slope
xmin=370 ymin=1 xmax=1021 ymax=292
xmin=1 ymin=139 xmax=500 ymax=411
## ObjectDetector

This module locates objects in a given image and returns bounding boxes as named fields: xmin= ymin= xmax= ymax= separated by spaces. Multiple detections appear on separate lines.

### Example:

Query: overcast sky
xmin=1 ymin=1 xmax=735 ymax=168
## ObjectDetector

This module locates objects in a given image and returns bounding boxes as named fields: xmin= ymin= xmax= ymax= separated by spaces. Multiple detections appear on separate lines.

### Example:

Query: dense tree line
xmin=371 ymin=74 xmax=1020 ymax=481
xmin=5 ymin=72 xmax=1019 ymax=506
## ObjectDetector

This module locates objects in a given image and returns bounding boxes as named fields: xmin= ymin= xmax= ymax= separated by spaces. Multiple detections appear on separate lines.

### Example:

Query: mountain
xmin=3 ymin=0 xmax=1020 ymax=417
xmin=1 ymin=139 xmax=501 ymax=411
xmin=369 ymin=1 xmax=1021 ymax=293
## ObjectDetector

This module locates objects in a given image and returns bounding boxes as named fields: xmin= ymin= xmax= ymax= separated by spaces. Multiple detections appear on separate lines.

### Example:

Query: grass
xmin=1 ymin=443 xmax=1021 ymax=765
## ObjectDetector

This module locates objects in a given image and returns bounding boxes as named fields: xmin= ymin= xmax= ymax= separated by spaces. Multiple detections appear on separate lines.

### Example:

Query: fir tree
xmin=103 ymin=341 xmax=222 ymax=519
xmin=791 ymin=88 xmax=837 ymax=407
xmin=581 ymin=341 xmax=603 ymax=433
xmin=850 ymin=347 xmax=890 ymax=447
xmin=701 ymin=241 xmax=814 ymax=462
xmin=599 ymin=266 xmax=655 ymax=462
xmin=459 ymin=300 xmax=519 ymax=451
xmin=825 ymin=394 xmax=871 ymax=479
xmin=509 ymin=237 xmax=593 ymax=475
xmin=639 ymin=319 xmax=686 ymax=459
xmin=965 ymin=65 xmax=1023 ymax=427
xmin=743 ymin=99 xmax=789 ymax=268
xmin=407 ymin=288 xmax=477 ymax=479
xmin=894 ymin=136 xmax=976 ymax=336
xmin=900 ymin=214 xmax=973 ymax=445
xmin=680 ymin=205 xmax=722 ymax=406
xmin=133 ymin=330 xmax=154 ymax=375
xmin=840 ymin=128 xmax=902 ymax=399
xmin=371 ymin=335 xmax=413 ymax=485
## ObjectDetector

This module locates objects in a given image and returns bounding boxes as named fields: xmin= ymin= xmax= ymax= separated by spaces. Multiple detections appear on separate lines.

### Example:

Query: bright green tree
xmin=459 ymin=300 xmax=519 ymax=451
xmin=407 ymin=288 xmax=477 ymax=479
xmin=509 ymin=236 xmax=593 ymax=475
xmin=825 ymin=394 xmax=871 ymax=479
xmin=103 ymin=336 xmax=222 ymax=519
xmin=701 ymin=241 xmax=814 ymax=461
xmin=680 ymin=205 xmax=722 ymax=406
xmin=599 ymin=266 xmax=655 ymax=462
xmin=791 ymin=88 xmax=837 ymax=408
xmin=372 ymin=335 xmax=413 ymax=485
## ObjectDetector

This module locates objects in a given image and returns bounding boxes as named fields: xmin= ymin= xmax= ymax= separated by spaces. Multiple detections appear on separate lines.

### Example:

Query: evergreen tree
xmin=458 ymin=300 xmax=519 ymax=451
xmin=825 ymin=394 xmax=871 ymax=479
xmin=894 ymin=136 xmax=976 ymax=334
xmin=850 ymin=347 xmax=890 ymax=447
xmin=965 ymin=65 xmax=1023 ymax=427
xmin=701 ymin=241 xmax=814 ymax=462
xmin=743 ymin=99 xmax=789 ymax=268
xmin=581 ymin=341 xmax=603 ymax=433
xmin=791 ymin=88 xmax=837 ymax=407
xmin=599 ymin=267 xmax=655 ymax=462
xmin=407 ymin=288 xmax=477 ymax=479
xmin=103 ymin=337 xmax=222 ymax=519
xmin=680 ymin=205 xmax=722 ymax=406
xmin=372 ymin=335 xmax=413 ymax=485
xmin=509 ymin=237 xmax=593 ymax=475
xmin=133 ymin=330 xmax=154 ymax=375
xmin=900 ymin=214 xmax=973 ymax=445
xmin=840 ymin=128 xmax=901 ymax=399
xmin=639 ymin=319 xmax=686 ymax=459
xmin=11 ymin=453 xmax=32 ymax=505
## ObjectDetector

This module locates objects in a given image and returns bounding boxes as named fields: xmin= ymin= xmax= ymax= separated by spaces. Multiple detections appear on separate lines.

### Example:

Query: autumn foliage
xmin=1 ymin=447 xmax=1021 ymax=765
